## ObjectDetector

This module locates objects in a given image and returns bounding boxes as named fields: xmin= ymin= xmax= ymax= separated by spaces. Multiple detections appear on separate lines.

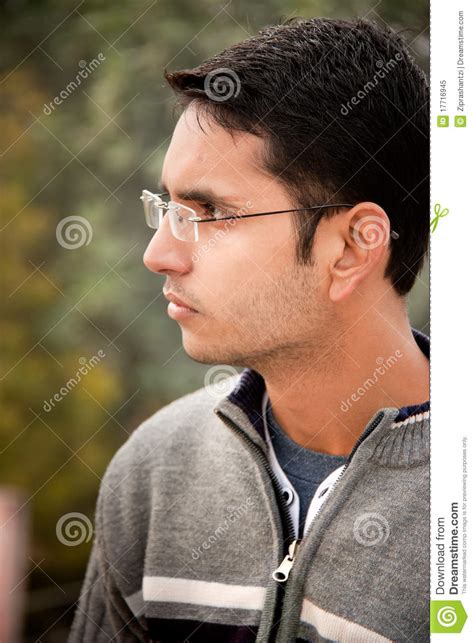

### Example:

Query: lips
xmin=163 ymin=291 xmax=198 ymax=312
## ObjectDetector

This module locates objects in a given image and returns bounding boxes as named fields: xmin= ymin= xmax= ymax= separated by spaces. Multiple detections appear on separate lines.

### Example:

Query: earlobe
xmin=329 ymin=258 xmax=366 ymax=302
xmin=328 ymin=275 xmax=352 ymax=303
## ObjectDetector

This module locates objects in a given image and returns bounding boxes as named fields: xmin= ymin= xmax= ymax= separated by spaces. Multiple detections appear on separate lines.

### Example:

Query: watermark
xmin=56 ymin=512 xmax=93 ymax=546
xmin=430 ymin=203 xmax=449 ymax=233
xmin=43 ymin=350 xmax=106 ymax=412
xmin=191 ymin=201 xmax=252 ymax=263
xmin=204 ymin=365 xmax=239 ymax=399
xmin=352 ymin=215 xmax=398 ymax=250
xmin=43 ymin=54 xmax=106 ymax=115
xmin=340 ymin=351 xmax=403 ymax=413
xmin=192 ymin=218 xmax=237 ymax=263
xmin=430 ymin=600 xmax=468 ymax=633
xmin=56 ymin=215 xmax=93 ymax=249
xmin=340 ymin=53 xmax=403 ymax=115
xmin=191 ymin=497 xmax=255 ymax=560
xmin=353 ymin=512 xmax=390 ymax=546
xmin=204 ymin=68 xmax=241 ymax=102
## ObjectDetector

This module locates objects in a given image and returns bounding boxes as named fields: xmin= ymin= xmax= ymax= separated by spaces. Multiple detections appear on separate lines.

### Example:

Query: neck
xmin=260 ymin=313 xmax=429 ymax=457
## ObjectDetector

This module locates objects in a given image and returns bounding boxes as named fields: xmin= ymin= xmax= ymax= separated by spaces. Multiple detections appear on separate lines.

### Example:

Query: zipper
xmin=271 ymin=409 xmax=387 ymax=643
xmin=214 ymin=409 xmax=297 ymax=542
xmin=296 ymin=409 xmax=386 ymax=543
xmin=272 ymin=410 xmax=386 ymax=581
xmin=214 ymin=407 xmax=386 ymax=640
xmin=272 ymin=538 xmax=300 ymax=582
xmin=214 ymin=409 xmax=296 ymax=643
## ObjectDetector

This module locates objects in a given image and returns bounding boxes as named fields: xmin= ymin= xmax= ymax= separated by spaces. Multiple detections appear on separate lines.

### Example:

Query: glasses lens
xmin=141 ymin=191 xmax=164 ymax=229
xmin=168 ymin=202 xmax=198 ymax=242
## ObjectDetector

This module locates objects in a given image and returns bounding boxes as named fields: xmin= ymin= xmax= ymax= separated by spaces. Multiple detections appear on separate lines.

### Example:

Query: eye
xmin=199 ymin=203 xmax=229 ymax=219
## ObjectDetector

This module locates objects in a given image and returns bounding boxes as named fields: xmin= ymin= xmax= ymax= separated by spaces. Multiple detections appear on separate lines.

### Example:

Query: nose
xmin=143 ymin=217 xmax=193 ymax=275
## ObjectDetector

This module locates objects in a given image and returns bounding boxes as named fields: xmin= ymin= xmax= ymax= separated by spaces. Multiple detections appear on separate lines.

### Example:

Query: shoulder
xmin=99 ymin=373 xmax=240 ymax=501
xmin=93 ymin=379 xmax=238 ymax=562
xmin=91 ymin=374 xmax=242 ymax=597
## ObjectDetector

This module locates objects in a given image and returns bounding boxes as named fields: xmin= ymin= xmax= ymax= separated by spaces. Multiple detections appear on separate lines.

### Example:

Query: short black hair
xmin=164 ymin=16 xmax=429 ymax=296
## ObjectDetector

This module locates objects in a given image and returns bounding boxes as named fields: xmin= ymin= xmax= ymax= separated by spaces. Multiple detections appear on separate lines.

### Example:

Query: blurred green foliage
xmin=0 ymin=0 xmax=428 ymax=639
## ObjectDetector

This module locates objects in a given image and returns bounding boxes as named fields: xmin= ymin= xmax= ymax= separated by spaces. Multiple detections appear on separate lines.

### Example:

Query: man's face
xmin=143 ymin=105 xmax=340 ymax=369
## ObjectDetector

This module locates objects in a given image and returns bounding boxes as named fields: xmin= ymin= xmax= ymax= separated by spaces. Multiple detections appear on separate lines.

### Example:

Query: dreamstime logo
xmin=56 ymin=215 xmax=93 ymax=249
xmin=431 ymin=600 xmax=467 ymax=633
xmin=353 ymin=215 xmax=391 ymax=250
xmin=204 ymin=365 xmax=239 ymax=399
xmin=340 ymin=351 xmax=402 ymax=412
xmin=353 ymin=512 xmax=390 ymax=546
xmin=43 ymin=54 xmax=106 ymax=115
xmin=204 ymin=68 xmax=241 ymax=102
xmin=340 ymin=53 xmax=403 ymax=115
xmin=191 ymin=497 xmax=255 ymax=560
xmin=43 ymin=350 xmax=106 ymax=412
xmin=56 ymin=512 xmax=93 ymax=546
xmin=437 ymin=606 xmax=457 ymax=627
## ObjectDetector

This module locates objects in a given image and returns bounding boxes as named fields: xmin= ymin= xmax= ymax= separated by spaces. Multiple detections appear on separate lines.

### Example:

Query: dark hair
xmin=164 ymin=16 xmax=429 ymax=296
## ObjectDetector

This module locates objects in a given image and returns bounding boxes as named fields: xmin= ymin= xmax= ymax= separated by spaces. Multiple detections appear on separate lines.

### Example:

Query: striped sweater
xmin=68 ymin=331 xmax=430 ymax=642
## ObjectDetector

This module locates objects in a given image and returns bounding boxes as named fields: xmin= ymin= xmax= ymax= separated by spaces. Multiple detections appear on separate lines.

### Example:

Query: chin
xmin=180 ymin=334 xmax=243 ymax=367
xmin=181 ymin=335 xmax=219 ymax=365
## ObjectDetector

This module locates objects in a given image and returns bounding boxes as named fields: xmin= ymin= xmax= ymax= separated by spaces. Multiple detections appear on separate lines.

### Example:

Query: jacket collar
xmin=214 ymin=328 xmax=430 ymax=445
xmin=396 ymin=328 xmax=430 ymax=421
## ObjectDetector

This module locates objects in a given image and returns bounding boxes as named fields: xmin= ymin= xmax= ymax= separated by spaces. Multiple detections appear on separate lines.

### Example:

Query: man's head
xmin=143 ymin=17 xmax=428 ymax=370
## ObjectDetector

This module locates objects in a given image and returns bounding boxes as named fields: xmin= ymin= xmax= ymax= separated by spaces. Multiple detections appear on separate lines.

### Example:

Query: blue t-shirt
xmin=266 ymin=401 xmax=347 ymax=538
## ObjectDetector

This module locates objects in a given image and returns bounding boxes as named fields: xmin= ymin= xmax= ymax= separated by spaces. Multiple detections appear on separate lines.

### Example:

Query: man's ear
xmin=328 ymin=202 xmax=393 ymax=302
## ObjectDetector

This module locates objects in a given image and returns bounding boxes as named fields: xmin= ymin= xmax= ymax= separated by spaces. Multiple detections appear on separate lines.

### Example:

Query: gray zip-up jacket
xmin=69 ymin=334 xmax=430 ymax=643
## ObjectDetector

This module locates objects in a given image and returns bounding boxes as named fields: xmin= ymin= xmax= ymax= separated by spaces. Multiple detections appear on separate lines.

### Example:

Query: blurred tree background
xmin=0 ymin=0 xmax=428 ymax=640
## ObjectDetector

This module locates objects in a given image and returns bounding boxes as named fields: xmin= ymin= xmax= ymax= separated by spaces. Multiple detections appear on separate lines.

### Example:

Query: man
xmin=69 ymin=15 xmax=429 ymax=643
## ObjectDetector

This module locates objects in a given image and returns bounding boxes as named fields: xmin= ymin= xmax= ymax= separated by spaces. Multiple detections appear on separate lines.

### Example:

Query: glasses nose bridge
xmin=148 ymin=209 xmax=184 ymax=254
xmin=157 ymin=204 xmax=174 ymax=236
xmin=141 ymin=191 xmax=197 ymax=242
xmin=167 ymin=200 xmax=198 ymax=242
xmin=154 ymin=197 xmax=178 ymax=230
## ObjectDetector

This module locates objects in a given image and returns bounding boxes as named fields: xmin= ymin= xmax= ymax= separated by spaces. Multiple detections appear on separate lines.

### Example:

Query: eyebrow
xmin=158 ymin=180 xmax=242 ymax=208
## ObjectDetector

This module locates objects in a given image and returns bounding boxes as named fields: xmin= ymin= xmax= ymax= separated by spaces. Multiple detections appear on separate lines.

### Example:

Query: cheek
xmin=192 ymin=217 xmax=295 ymax=298
xmin=252 ymin=220 xmax=296 ymax=275
xmin=190 ymin=227 xmax=243 ymax=298
xmin=241 ymin=214 xmax=294 ymax=259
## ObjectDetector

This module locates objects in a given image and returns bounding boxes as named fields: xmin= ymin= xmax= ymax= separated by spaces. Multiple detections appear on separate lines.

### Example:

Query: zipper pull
xmin=272 ymin=539 xmax=300 ymax=583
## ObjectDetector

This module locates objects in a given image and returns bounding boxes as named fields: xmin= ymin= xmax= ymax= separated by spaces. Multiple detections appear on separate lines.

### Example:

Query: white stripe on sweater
xmin=143 ymin=576 xmax=267 ymax=611
xmin=391 ymin=410 xmax=430 ymax=427
xmin=300 ymin=599 xmax=392 ymax=642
